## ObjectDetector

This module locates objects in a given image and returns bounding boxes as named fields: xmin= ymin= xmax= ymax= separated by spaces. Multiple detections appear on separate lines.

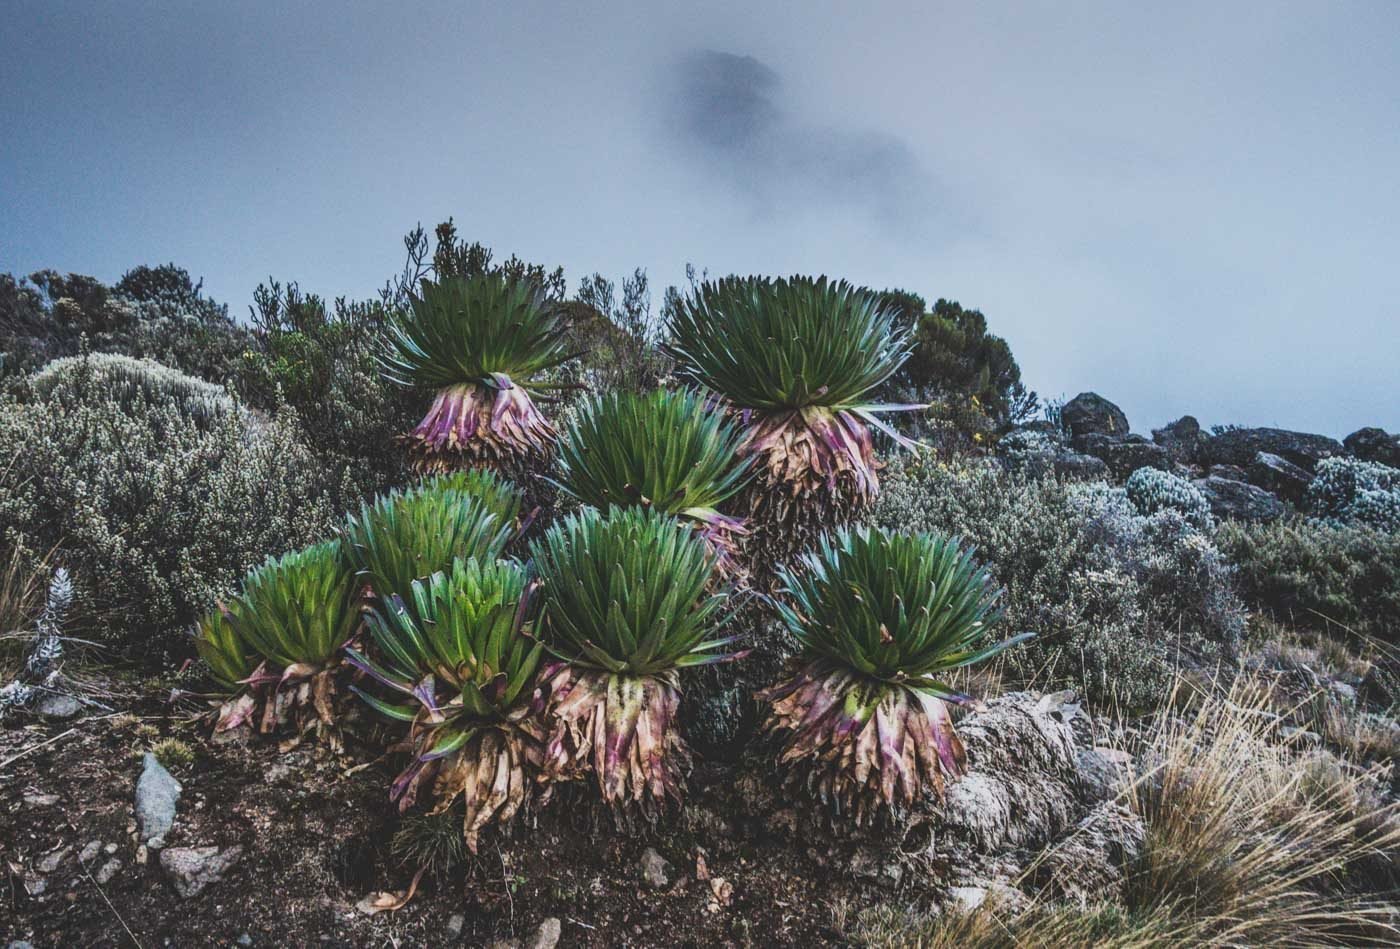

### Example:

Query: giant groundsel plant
xmin=378 ymin=273 xmax=578 ymax=474
xmin=666 ymin=276 xmax=921 ymax=532
xmin=342 ymin=473 xmax=519 ymax=608
xmin=759 ymin=526 xmax=1032 ymax=823
xmin=530 ymin=506 xmax=742 ymax=820
xmin=553 ymin=389 xmax=752 ymax=568
xmin=195 ymin=539 xmax=361 ymax=747
xmin=347 ymin=557 xmax=545 ymax=850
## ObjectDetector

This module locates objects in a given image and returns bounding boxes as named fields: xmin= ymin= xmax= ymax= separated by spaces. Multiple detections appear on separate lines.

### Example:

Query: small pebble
xmin=96 ymin=859 xmax=120 ymax=885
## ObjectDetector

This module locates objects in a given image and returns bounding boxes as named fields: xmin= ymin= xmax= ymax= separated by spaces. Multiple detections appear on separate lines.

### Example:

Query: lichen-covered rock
xmin=1152 ymin=415 xmax=1212 ymax=465
xmin=1053 ymin=451 xmax=1110 ymax=481
xmin=1207 ymin=427 xmax=1343 ymax=472
xmin=933 ymin=691 xmax=1082 ymax=855
xmin=1062 ymin=393 xmax=1129 ymax=441
xmin=160 ymin=845 xmax=243 ymax=898
xmin=1248 ymin=451 xmax=1312 ymax=505
xmin=1193 ymin=476 xmax=1286 ymax=522
xmin=1027 ymin=801 xmax=1145 ymax=903
xmin=1076 ymin=747 xmax=1134 ymax=803
xmin=1344 ymin=427 xmax=1400 ymax=468
xmin=1078 ymin=433 xmax=1172 ymax=480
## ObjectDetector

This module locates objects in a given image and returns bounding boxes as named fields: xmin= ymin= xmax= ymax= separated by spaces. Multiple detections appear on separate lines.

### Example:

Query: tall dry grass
xmin=849 ymin=675 xmax=1400 ymax=948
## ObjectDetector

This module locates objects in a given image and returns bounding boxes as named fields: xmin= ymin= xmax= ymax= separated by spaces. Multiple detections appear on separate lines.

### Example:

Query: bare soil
xmin=1 ymin=681 xmax=918 ymax=948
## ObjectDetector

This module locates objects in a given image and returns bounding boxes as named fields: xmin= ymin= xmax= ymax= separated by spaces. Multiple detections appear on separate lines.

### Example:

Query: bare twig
xmin=78 ymin=844 xmax=144 ymax=948
xmin=0 ymin=726 xmax=76 ymax=770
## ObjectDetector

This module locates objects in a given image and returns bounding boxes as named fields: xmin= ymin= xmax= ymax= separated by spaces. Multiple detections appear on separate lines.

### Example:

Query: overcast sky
xmin=2 ymin=0 xmax=1397 ymax=435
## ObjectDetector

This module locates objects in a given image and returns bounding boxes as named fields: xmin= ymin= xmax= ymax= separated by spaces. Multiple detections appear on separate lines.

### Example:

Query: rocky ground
xmin=1 ymin=680 xmax=1129 ymax=948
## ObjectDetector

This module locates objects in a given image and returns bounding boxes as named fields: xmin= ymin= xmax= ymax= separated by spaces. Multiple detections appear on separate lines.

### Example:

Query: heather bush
xmin=0 ymin=360 xmax=338 ymax=653
xmin=1126 ymin=467 xmax=1213 ymax=530
xmin=27 ymin=352 xmax=236 ymax=426
xmin=1 ymin=266 xmax=251 ymax=384
xmin=1217 ymin=517 xmax=1400 ymax=643
xmin=1306 ymin=456 xmax=1400 ymax=533
xmin=871 ymin=457 xmax=1243 ymax=708
xmin=236 ymin=279 xmax=417 ymax=503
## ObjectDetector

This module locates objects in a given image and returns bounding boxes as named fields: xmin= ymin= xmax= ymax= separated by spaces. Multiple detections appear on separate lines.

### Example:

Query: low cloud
xmin=665 ymin=49 xmax=936 ymax=233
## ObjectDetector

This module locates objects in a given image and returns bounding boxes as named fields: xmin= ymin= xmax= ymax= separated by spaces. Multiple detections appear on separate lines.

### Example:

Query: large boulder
xmin=1027 ymin=802 xmax=1145 ymax=904
xmin=1078 ymin=433 xmax=1172 ymax=480
xmin=1193 ymin=476 xmax=1286 ymax=522
xmin=1247 ymin=451 xmax=1313 ymax=505
xmin=1344 ymin=427 xmax=1400 ymax=468
xmin=1152 ymin=415 xmax=1212 ymax=465
xmin=933 ymin=691 xmax=1082 ymax=855
xmin=1053 ymin=452 xmax=1110 ymax=481
xmin=1062 ymin=393 xmax=1130 ymax=441
xmin=1207 ymin=427 xmax=1343 ymax=472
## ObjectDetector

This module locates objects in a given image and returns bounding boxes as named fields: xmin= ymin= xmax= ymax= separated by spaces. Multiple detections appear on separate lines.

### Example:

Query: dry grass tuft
xmin=1129 ymin=678 xmax=1398 ymax=945
xmin=0 ymin=545 xmax=50 ymax=681
xmin=847 ymin=675 xmax=1400 ymax=948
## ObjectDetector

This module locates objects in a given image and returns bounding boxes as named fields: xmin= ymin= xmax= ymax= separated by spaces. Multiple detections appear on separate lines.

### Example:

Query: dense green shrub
xmin=237 ymin=279 xmax=417 ymax=503
xmin=871 ymin=457 xmax=1243 ymax=708
xmin=874 ymin=293 xmax=1037 ymax=450
xmin=1217 ymin=517 xmax=1400 ymax=643
xmin=1306 ymin=457 xmax=1400 ymax=533
xmin=0 ymin=358 xmax=338 ymax=653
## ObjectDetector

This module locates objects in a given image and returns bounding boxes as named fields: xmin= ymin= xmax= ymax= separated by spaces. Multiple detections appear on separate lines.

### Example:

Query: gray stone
xmin=37 ymin=846 xmax=70 ymax=874
xmin=9 ymin=941 xmax=37 ymax=949
xmin=1076 ymin=747 xmax=1133 ymax=803
xmin=1152 ymin=415 xmax=1212 ymax=465
xmin=238 ymin=936 xmax=254 ymax=948
xmin=527 ymin=918 xmax=562 ymax=949
xmin=947 ymin=885 xmax=990 ymax=913
xmin=1062 ymin=393 xmax=1130 ymax=440
xmin=934 ymin=692 xmax=1082 ymax=856
xmin=35 ymin=693 xmax=82 ymax=719
xmin=160 ymin=845 xmax=243 ymax=898
xmin=446 ymin=913 xmax=465 ymax=936
xmin=1278 ymin=725 xmax=1322 ymax=747
xmin=1052 ymin=451 xmax=1109 ymax=481
xmin=1360 ymin=666 xmax=1395 ymax=707
xmin=95 ymin=858 xmax=120 ymax=885
xmin=1248 ymin=451 xmax=1312 ymax=505
xmin=23 ymin=792 xmax=59 ymax=807
xmin=1193 ymin=476 xmax=1287 ymax=522
xmin=1208 ymin=463 xmax=1249 ymax=481
xmin=1078 ymin=433 xmax=1173 ymax=480
xmin=79 ymin=840 xmax=102 ymax=864
xmin=1028 ymin=802 xmax=1145 ymax=903
xmin=639 ymin=847 xmax=671 ymax=890
xmin=1207 ymin=427 xmax=1343 ymax=472
xmin=135 ymin=752 xmax=182 ymax=843
xmin=1344 ymin=427 xmax=1400 ymax=467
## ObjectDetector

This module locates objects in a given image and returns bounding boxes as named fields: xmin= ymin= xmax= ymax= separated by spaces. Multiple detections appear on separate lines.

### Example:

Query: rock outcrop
xmin=1345 ymin=427 xmax=1400 ymax=468
xmin=1193 ymin=475 xmax=1287 ymax=522
xmin=933 ymin=691 xmax=1083 ymax=855
xmin=1247 ymin=451 xmax=1313 ymax=504
xmin=1077 ymin=433 xmax=1172 ymax=479
xmin=1207 ymin=427 xmax=1343 ymax=472
xmin=1152 ymin=415 xmax=1212 ymax=465
xmin=1062 ymin=393 xmax=1130 ymax=441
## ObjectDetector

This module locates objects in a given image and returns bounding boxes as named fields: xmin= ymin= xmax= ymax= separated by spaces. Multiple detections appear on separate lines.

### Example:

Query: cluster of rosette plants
xmin=193 ymin=269 xmax=1031 ymax=849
